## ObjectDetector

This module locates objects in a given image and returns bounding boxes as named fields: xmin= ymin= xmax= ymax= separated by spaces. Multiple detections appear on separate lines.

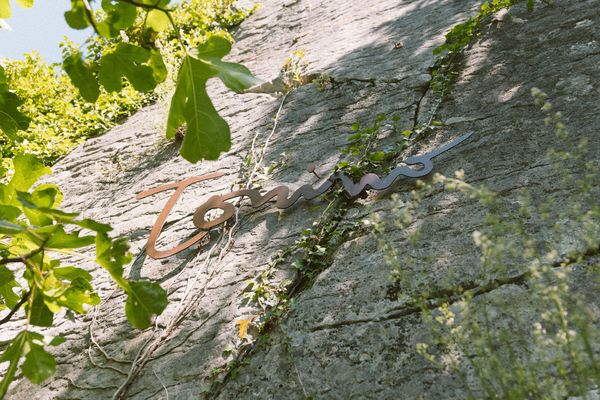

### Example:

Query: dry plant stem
xmin=110 ymin=90 xmax=288 ymax=399
xmin=152 ymin=366 xmax=169 ymax=399
xmin=246 ymin=93 xmax=288 ymax=190
xmin=111 ymin=230 xmax=228 ymax=399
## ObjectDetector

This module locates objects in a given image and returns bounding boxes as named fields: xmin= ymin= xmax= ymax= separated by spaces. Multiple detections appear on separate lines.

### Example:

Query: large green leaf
xmin=0 ymin=269 xmax=20 ymax=309
xmin=99 ymin=43 xmax=161 ymax=92
xmin=63 ymin=52 xmax=100 ymax=103
xmin=125 ymin=280 xmax=167 ymax=329
xmin=7 ymin=154 xmax=51 ymax=195
xmin=0 ymin=205 xmax=21 ymax=222
xmin=97 ymin=0 xmax=137 ymax=37
xmin=64 ymin=0 xmax=89 ymax=29
xmin=166 ymin=55 xmax=227 ymax=162
xmin=0 ymin=220 xmax=26 ymax=234
xmin=148 ymin=49 xmax=167 ymax=83
xmin=21 ymin=336 xmax=56 ymax=384
xmin=0 ymin=332 xmax=27 ymax=398
xmin=95 ymin=233 xmax=130 ymax=284
xmin=0 ymin=91 xmax=30 ymax=142
xmin=55 ymin=277 xmax=100 ymax=313
xmin=45 ymin=226 xmax=95 ymax=249
xmin=166 ymin=35 xmax=261 ymax=162
xmin=53 ymin=266 xmax=92 ymax=282
xmin=0 ymin=266 xmax=14 ymax=284
xmin=146 ymin=9 xmax=170 ymax=32
xmin=28 ymin=292 xmax=54 ymax=327
xmin=0 ymin=266 xmax=20 ymax=310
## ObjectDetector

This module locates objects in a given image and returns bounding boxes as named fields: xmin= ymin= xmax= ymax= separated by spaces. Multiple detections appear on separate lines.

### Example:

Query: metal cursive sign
xmin=137 ymin=132 xmax=473 ymax=259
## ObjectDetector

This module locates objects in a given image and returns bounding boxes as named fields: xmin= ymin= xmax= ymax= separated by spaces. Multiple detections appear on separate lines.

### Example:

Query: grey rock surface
xmin=2 ymin=0 xmax=599 ymax=399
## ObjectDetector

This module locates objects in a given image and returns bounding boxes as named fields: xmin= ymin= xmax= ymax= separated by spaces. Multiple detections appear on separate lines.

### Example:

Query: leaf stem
xmin=81 ymin=0 xmax=101 ymax=36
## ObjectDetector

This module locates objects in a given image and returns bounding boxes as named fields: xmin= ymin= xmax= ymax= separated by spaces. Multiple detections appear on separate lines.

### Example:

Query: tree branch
xmin=0 ymin=246 xmax=45 ymax=265
xmin=118 ymin=0 xmax=172 ymax=13
xmin=0 ymin=291 xmax=30 ymax=326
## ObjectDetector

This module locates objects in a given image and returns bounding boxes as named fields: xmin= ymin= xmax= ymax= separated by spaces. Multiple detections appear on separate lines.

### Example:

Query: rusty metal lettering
xmin=135 ymin=173 xmax=224 ymax=259
xmin=138 ymin=132 xmax=472 ymax=259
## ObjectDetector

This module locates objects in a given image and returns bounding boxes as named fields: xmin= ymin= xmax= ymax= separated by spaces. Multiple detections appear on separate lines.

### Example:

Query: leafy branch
xmin=0 ymin=155 xmax=168 ymax=398
xmin=2 ymin=0 xmax=261 ymax=163
xmin=0 ymin=1 xmax=260 ymax=397
xmin=57 ymin=0 xmax=261 ymax=162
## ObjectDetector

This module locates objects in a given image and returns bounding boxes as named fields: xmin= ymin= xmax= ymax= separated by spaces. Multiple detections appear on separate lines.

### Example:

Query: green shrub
xmin=371 ymin=90 xmax=600 ymax=399
xmin=0 ymin=0 xmax=256 ymax=176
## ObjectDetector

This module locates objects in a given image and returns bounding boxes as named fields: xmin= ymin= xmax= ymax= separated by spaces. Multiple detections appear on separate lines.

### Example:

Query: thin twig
xmin=0 ymin=246 xmax=45 ymax=265
xmin=81 ymin=0 xmax=101 ymax=36
xmin=118 ymin=0 xmax=172 ymax=12
xmin=0 ymin=291 xmax=30 ymax=326
xmin=245 ymin=93 xmax=288 ymax=189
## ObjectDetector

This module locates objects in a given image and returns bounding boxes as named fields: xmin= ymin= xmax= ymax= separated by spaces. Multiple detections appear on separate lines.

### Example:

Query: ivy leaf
xmin=99 ymin=43 xmax=162 ymax=93
xmin=63 ymin=52 xmax=100 ymax=103
xmin=21 ymin=339 xmax=56 ymax=384
xmin=124 ymin=280 xmax=167 ymax=329
xmin=166 ymin=35 xmax=260 ymax=162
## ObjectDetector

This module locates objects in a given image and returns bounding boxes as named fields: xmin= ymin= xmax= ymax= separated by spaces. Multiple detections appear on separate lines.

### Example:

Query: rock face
xmin=3 ymin=0 xmax=600 ymax=399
